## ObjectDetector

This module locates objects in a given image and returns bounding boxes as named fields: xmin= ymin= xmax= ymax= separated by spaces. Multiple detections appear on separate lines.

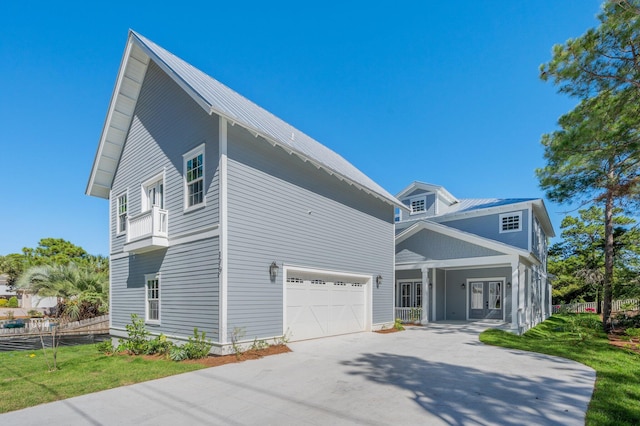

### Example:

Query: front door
xmin=469 ymin=281 xmax=503 ymax=319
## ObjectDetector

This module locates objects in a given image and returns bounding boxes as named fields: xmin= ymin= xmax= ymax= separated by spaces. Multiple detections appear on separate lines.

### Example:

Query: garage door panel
xmin=286 ymin=273 xmax=366 ymax=341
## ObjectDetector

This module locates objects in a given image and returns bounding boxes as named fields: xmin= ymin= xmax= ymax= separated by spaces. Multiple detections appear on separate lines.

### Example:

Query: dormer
xmin=395 ymin=182 xmax=459 ymax=222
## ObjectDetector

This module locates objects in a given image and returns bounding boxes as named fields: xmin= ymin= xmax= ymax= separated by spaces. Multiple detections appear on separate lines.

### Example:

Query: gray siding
xmin=444 ymin=267 xmax=511 ymax=320
xmin=108 ymin=60 xmax=221 ymax=341
xmin=396 ymin=229 xmax=503 ymax=264
xmin=110 ymin=237 xmax=219 ymax=340
xmin=440 ymin=209 xmax=529 ymax=250
xmin=226 ymin=123 xmax=395 ymax=340
xmin=110 ymin=60 xmax=220 ymax=255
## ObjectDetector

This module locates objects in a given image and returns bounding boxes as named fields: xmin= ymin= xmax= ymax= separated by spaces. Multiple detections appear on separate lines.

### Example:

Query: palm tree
xmin=17 ymin=263 xmax=109 ymax=320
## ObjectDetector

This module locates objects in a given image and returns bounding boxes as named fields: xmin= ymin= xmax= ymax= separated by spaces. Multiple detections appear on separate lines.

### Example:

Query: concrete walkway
xmin=1 ymin=321 xmax=595 ymax=425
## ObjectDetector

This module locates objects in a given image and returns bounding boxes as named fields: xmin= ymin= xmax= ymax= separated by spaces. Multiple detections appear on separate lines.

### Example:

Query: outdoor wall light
xmin=461 ymin=283 xmax=466 ymax=289
xmin=269 ymin=261 xmax=279 ymax=281
xmin=428 ymin=283 xmax=433 ymax=289
xmin=376 ymin=275 xmax=383 ymax=288
xmin=507 ymin=282 xmax=512 ymax=288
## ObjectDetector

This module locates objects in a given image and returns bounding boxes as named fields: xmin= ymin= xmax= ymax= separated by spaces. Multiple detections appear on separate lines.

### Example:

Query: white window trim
xmin=141 ymin=171 xmax=166 ymax=212
xmin=145 ymin=273 xmax=161 ymax=324
xmin=183 ymin=143 xmax=206 ymax=212
xmin=499 ymin=211 xmax=522 ymax=233
xmin=116 ymin=190 xmax=128 ymax=236
xmin=407 ymin=195 xmax=427 ymax=215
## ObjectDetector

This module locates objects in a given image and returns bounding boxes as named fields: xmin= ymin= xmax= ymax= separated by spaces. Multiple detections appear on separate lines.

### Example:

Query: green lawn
xmin=0 ymin=344 xmax=204 ymax=413
xmin=480 ymin=314 xmax=640 ymax=426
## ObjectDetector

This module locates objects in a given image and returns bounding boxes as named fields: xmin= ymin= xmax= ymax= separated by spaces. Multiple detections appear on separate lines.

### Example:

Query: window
xmin=145 ymin=274 xmax=160 ymax=322
xmin=499 ymin=212 xmax=522 ymax=233
xmin=411 ymin=198 xmax=425 ymax=213
xmin=183 ymin=145 xmax=205 ymax=209
xmin=145 ymin=179 xmax=164 ymax=210
xmin=406 ymin=195 xmax=426 ymax=215
xmin=117 ymin=193 xmax=127 ymax=234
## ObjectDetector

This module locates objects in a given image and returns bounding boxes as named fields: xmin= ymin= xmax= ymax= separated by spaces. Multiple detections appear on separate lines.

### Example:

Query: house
xmin=86 ymin=31 xmax=405 ymax=353
xmin=394 ymin=182 xmax=555 ymax=334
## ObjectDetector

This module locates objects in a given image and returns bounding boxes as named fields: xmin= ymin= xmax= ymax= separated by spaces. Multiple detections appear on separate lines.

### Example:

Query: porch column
xmin=421 ymin=267 xmax=429 ymax=324
xmin=511 ymin=257 xmax=519 ymax=333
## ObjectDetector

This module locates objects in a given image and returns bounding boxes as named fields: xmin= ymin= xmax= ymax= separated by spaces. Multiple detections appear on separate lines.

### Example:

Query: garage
xmin=285 ymin=269 xmax=369 ymax=341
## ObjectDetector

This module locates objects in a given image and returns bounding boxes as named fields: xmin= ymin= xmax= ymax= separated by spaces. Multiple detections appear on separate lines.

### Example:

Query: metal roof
xmin=87 ymin=30 xmax=404 ymax=209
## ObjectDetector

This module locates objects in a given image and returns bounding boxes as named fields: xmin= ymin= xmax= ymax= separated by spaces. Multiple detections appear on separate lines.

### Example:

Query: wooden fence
xmin=0 ymin=315 xmax=108 ymax=336
xmin=552 ymin=299 xmax=640 ymax=314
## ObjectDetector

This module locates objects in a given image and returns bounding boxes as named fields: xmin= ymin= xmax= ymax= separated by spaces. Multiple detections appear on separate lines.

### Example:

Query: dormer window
xmin=500 ymin=212 xmax=522 ymax=233
xmin=408 ymin=196 xmax=426 ymax=215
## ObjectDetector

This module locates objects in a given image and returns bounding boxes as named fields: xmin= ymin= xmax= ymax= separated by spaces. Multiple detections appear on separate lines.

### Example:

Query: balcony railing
xmin=395 ymin=307 xmax=423 ymax=323
xmin=124 ymin=206 xmax=168 ymax=253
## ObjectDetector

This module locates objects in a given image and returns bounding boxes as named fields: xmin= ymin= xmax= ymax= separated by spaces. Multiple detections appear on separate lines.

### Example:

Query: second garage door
xmin=286 ymin=270 xmax=367 ymax=341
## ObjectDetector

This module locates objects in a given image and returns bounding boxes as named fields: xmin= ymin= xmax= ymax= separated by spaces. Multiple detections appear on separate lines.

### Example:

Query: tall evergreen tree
xmin=539 ymin=1 xmax=640 ymax=330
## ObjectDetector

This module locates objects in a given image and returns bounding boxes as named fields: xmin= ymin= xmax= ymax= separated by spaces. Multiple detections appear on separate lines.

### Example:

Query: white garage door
xmin=286 ymin=271 xmax=367 ymax=341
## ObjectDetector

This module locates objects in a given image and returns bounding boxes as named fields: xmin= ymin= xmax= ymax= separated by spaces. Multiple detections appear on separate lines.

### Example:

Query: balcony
xmin=124 ymin=206 xmax=169 ymax=254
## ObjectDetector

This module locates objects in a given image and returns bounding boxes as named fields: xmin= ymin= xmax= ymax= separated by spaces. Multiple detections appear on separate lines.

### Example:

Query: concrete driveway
xmin=1 ymin=321 xmax=594 ymax=425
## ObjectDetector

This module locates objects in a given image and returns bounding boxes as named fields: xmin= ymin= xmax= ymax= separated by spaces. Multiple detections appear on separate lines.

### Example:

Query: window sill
xmin=183 ymin=203 xmax=206 ymax=214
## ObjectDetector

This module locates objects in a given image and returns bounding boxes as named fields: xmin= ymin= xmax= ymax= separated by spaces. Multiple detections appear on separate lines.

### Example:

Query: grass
xmin=480 ymin=314 xmax=640 ymax=426
xmin=0 ymin=344 xmax=205 ymax=413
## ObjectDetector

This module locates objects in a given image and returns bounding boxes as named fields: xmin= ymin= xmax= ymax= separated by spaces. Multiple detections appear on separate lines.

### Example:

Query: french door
xmin=469 ymin=281 xmax=503 ymax=319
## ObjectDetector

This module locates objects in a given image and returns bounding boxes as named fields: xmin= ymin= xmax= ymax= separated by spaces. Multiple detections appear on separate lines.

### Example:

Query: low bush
xmin=7 ymin=296 xmax=18 ymax=308
xmin=0 ymin=299 xmax=8 ymax=307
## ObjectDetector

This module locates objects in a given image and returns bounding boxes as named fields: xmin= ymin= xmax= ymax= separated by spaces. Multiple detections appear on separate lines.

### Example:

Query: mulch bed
xmin=182 ymin=344 xmax=291 ymax=367
xmin=607 ymin=329 xmax=640 ymax=355
xmin=375 ymin=327 xmax=401 ymax=334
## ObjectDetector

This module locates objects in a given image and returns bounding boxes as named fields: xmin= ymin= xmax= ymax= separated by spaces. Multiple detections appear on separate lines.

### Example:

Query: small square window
xmin=500 ymin=212 xmax=522 ymax=233
xmin=407 ymin=196 xmax=426 ymax=214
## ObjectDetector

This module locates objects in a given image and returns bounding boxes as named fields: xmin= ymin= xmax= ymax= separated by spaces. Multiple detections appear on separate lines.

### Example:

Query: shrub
xmin=7 ymin=296 xmax=18 ymax=308
xmin=119 ymin=314 xmax=150 ymax=355
xmin=0 ymin=299 xmax=7 ymax=307
xmin=28 ymin=310 xmax=43 ymax=318
xmin=564 ymin=314 xmax=602 ymax=341
xmin=625 ymin=328 xmax=640 ymax=341
xmin=182 ymin=328 xmax=212 ymax=359
xmin=394 ymin=318 xmax=405 ymax=331
xmin=146 ymin=334 xmax=174 ymax=356
xmin=96 ymin=339 xmax=116 ymax=355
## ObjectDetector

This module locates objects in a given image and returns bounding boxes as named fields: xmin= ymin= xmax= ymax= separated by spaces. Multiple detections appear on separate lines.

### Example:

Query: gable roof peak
xmin=87 ymin=30 xmax=404 ymax=210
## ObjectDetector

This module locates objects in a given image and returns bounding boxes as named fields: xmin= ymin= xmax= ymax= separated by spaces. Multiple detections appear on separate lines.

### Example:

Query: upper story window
xmin=143 ymin=178 xmax=164 ymax=211
xmin=117 ymin=193 xmax=127 ymax=234
xmin=407 ymin=195 xmax=426 ymax=215
xmin=500 ymin=212 xmax=522 ymax=233
xmin=183 ymin=144 xmax=205 ymax=210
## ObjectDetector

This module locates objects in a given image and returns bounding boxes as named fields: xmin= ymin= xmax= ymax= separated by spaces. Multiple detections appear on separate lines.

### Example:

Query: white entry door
xmin=286 ymin=271 xmax=367 ymax=341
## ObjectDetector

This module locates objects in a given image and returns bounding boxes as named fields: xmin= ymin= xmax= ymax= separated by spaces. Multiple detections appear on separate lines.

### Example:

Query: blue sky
xmin=0 ymin=1 xmax=603 ymax=256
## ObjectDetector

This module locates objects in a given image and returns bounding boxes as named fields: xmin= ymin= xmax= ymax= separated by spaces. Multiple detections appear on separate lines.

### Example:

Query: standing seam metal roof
xmin=131 ymin=31 xmax=402 ymax=207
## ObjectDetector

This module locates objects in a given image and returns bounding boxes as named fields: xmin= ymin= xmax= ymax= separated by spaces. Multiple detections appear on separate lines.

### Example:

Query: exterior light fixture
xmin=376 ymin=275 xmax=383 ymax=288
xmin=461 ymin=283 xmax=466 ymax=289
xmin=269 ymin=261 xmax=279 ymax=281
xmin=507 ymin=282 xmax=512 ymax=288
xmin=428 ymin=283 xmax=433 ymax=289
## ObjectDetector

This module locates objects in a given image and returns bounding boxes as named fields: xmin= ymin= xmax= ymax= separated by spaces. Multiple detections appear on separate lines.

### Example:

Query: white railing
xmin=127 ymin=206 xmax=168 ymax=242
xmin=552 ymin=299 xmax=640 ymax=314
xmin=395 ymin=307 xmax=423 ymax=323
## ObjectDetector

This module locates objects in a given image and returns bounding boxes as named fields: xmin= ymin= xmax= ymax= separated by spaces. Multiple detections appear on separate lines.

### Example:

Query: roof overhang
xmin=395 ymin=181 xmax=459 ymax=206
